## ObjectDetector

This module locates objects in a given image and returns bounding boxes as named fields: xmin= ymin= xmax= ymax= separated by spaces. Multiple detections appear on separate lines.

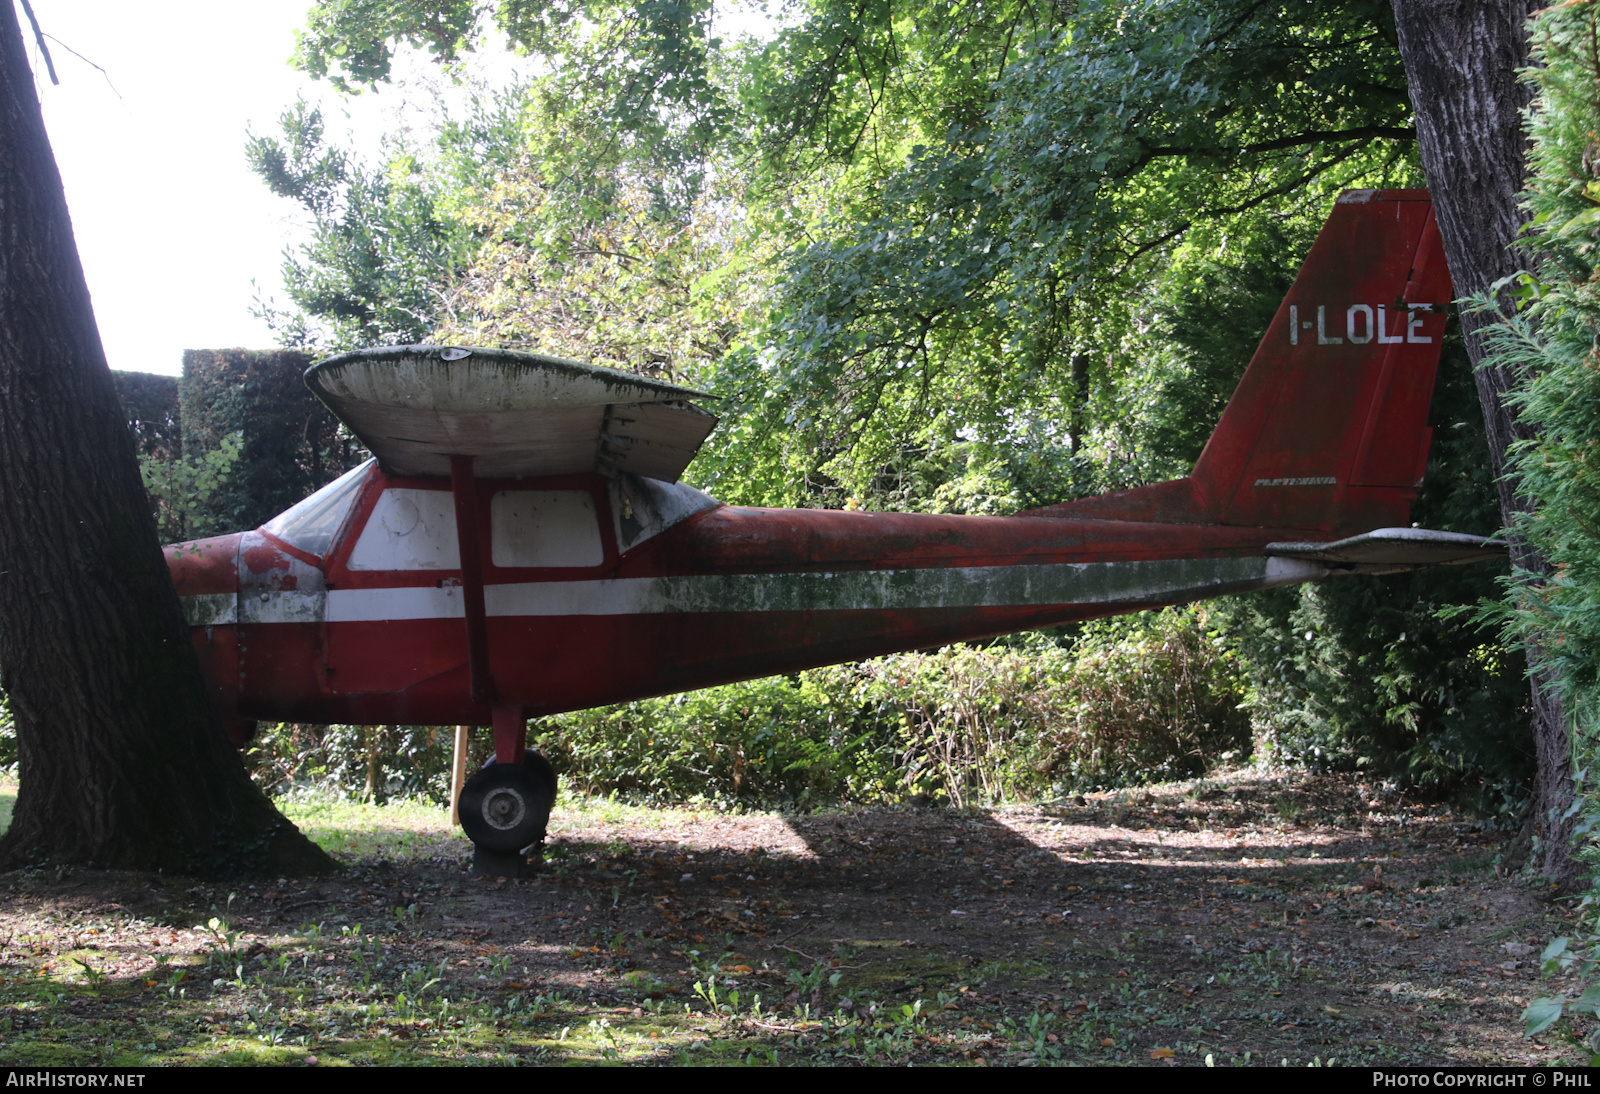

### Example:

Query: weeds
xmin=200 ymin=915 xmax=243 ymax=977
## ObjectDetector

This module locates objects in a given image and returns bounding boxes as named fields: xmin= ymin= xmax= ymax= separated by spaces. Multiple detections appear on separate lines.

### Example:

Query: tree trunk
xmin=1391 ymin=0 xmax=1576 ymax=886
xmin=0 ymin=3 xmax=332 ymax=875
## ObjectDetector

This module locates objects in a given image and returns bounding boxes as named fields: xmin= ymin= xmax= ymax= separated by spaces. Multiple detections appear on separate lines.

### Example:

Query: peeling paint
xmin=318 ymin=555 xmax=1326 ymax=622
xmin=181 ymin=593 xmax=237 ymax=626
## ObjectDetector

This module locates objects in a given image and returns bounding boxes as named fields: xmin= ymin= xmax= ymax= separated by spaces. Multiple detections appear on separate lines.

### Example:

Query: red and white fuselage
xmin=167 ymin=469 xmax=1330 ymax=733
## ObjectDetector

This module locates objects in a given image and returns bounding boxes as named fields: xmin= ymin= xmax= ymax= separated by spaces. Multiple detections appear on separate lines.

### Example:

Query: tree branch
xmin=17 ymin=0 xmax=55 ymax=85
xmin=1144 ymin=124 xmax=1415 ymax=160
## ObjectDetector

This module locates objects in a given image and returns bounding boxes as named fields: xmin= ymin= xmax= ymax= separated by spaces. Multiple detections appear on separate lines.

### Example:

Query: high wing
xmin=305 ymin=346 xmax=718 ymax=483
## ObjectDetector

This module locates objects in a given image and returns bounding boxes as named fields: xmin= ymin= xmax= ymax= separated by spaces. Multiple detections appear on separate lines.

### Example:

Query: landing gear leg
xmin=460 ymin=708 xmax=557 ymax=878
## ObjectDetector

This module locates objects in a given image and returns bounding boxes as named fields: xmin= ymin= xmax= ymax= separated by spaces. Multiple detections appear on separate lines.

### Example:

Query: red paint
xmin=164 ymin=534 xmax=239 ymax=596
xmin=492 ymin=705 xmax=527 ymax=764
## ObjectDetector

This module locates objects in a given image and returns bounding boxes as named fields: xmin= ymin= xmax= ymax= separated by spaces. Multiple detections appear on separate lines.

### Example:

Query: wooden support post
xmin=449 ymin=724 xmax=469 ymax=826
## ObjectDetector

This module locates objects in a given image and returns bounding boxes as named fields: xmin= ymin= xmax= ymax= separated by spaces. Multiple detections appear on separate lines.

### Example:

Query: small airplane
xmin=165 ymin=188 xmax=1501 ymax=873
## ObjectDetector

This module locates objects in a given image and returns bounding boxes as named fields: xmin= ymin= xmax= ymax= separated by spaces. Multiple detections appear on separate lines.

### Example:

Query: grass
xmin=0 ymin=772 xmax=1580 ymax=1066
xmin=276 ymin=794 xmax=460 ymax=860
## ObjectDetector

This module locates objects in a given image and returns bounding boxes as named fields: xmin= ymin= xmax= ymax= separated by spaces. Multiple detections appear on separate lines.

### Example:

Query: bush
xmin=110 ymin=371 xmax=181 ymax=461
xmin=1223 ymin=575 xmax=1531 ymax=818
xmin=248 ymin=722 xmax=458 ymax=804
xmin=180 ymin=348 xmax=363 ymax=536
xmin=871 ymin=614 xmax=1249 ymax=804
xmin=538 ymin=670 xmax=905 ymax=810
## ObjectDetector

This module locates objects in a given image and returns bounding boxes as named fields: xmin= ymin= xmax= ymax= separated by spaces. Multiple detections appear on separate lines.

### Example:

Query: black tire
xmin=522 ymin=751 xmax=558 ymax=801
xmin=479 ymin=750 xmax=558 ymax=800
xmin=458 ymin=762 xmax=552 ymax=853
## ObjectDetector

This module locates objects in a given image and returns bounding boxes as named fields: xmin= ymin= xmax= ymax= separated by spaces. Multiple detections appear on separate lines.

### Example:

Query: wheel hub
xmin=481 ymin=787 xmax=527 ymax=831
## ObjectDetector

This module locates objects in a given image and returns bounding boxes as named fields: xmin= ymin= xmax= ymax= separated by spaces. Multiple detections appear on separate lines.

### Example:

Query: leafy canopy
xmin=277 ymin=0 xmax=1418 ymax=510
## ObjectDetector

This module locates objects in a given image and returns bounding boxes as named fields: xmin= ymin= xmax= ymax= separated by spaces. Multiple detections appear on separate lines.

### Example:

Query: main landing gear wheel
xmin=459 ymin=761 xmax=554 ymax=854
xmin=476 ymin=750 xmax=558 ymax=836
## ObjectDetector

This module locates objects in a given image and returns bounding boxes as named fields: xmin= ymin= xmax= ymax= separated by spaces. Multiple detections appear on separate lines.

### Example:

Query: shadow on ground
xmin=0 ymin=771 xmax=1576 ymax=1065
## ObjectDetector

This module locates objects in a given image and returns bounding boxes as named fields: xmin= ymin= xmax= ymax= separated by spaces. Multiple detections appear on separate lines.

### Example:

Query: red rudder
xmin=1030 ymin=190 xmax=1451 ymax=535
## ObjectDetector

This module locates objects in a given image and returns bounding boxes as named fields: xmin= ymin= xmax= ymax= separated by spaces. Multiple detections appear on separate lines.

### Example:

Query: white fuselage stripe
xmin=183 ymin=556 xmax=1325 ymax=626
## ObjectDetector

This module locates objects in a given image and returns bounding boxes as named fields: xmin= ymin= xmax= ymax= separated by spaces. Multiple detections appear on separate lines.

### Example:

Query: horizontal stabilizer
xmin=1265 ymin=527 xmax=1505 ymax=573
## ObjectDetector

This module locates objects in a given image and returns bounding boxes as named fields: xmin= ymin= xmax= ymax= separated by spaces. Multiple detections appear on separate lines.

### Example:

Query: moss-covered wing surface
xmin=305 ymin=346 xmax=718 ymax=482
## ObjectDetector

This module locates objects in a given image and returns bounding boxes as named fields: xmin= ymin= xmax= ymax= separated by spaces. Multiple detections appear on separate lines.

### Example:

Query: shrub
xmin=179 ymin=348 xmax=363 ymax=536
xmin=248 ymin=722 xmax=458 ymax=804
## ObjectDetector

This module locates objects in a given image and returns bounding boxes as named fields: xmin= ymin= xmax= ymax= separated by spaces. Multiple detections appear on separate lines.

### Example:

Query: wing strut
xmin=450 ymin=455 xmax=496 ymax=706
xmin=449 ymin=455 xmax=529 ymax=764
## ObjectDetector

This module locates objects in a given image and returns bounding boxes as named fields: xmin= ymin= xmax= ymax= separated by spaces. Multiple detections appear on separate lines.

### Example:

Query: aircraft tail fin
xmin=1032 ymin=189 xmax=1451 ymax=535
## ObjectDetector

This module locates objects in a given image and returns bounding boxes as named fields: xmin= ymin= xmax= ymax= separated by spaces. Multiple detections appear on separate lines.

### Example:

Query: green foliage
xmin=110 ymin=371 xmax=181 ymax=462
xmin=1479 ymin=2 xmax=1600 ymax=1046
xmin=1223 ymin=571 xmax=1530 ymax=814
xmin=137 ymin=431 xmax=244 ymax=544
xmin=868 ymin=615 xmax=1250 ymax=807
xmin=700 ymin=0 xmax=1418 ymax=507
xmin=249 ymin=723 xmax=459 ymax=805
xmin=179 ymin=348 xmax=365 ymax=536
xmin=429 ymin=80 xmax=767 ymax=378
xmin=0 ymin=690 xmax=13 ymax=772
xmin=294 ymin=0 xmax=734 ymax=163
xmin=539 ymin=669 xmax=902 ymax=809
xmin=112 ymin=369 xmax=234 ymax=543
xmin=247 ymin=101 xmax=472 ymax=350
xmin=114 ymin=353 xmax=363 ymax=545
xmin=1147 ymin=218 xmax=1316 ymax=469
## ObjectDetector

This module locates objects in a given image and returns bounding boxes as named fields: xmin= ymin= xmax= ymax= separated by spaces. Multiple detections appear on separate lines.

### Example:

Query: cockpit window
xmin=608 ymin=473 xmax=720 ymax=552
xmin=261 ymin=459 xmax=374 ymax=559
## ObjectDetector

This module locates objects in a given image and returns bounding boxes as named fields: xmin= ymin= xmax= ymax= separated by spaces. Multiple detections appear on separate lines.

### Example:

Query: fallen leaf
xmin=1151 ymin=1048 xmax=1175 ymax=1059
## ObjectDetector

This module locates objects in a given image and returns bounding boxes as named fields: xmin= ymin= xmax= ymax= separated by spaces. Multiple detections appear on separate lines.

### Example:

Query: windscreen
xmin=260 ymin=459 xmax=374 ymax=559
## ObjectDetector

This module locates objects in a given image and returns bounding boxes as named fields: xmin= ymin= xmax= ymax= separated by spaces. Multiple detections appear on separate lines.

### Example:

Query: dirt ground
xmin=0 ymin=769 xmax=1586 ymax=1066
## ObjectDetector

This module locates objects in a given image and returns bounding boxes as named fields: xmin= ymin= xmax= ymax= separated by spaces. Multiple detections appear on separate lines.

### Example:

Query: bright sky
xmin=21 ymin=0 xmax=415 ymax=376
xmin=20 ymin=1 xmax=775 ymax=378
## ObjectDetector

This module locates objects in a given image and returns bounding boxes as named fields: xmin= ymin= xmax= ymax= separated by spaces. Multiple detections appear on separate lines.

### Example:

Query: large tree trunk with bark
xmin=1391 ymin=0 xmax=1576 ymax=887
xmin=0 ymin=3 xmax=331 ymax=875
